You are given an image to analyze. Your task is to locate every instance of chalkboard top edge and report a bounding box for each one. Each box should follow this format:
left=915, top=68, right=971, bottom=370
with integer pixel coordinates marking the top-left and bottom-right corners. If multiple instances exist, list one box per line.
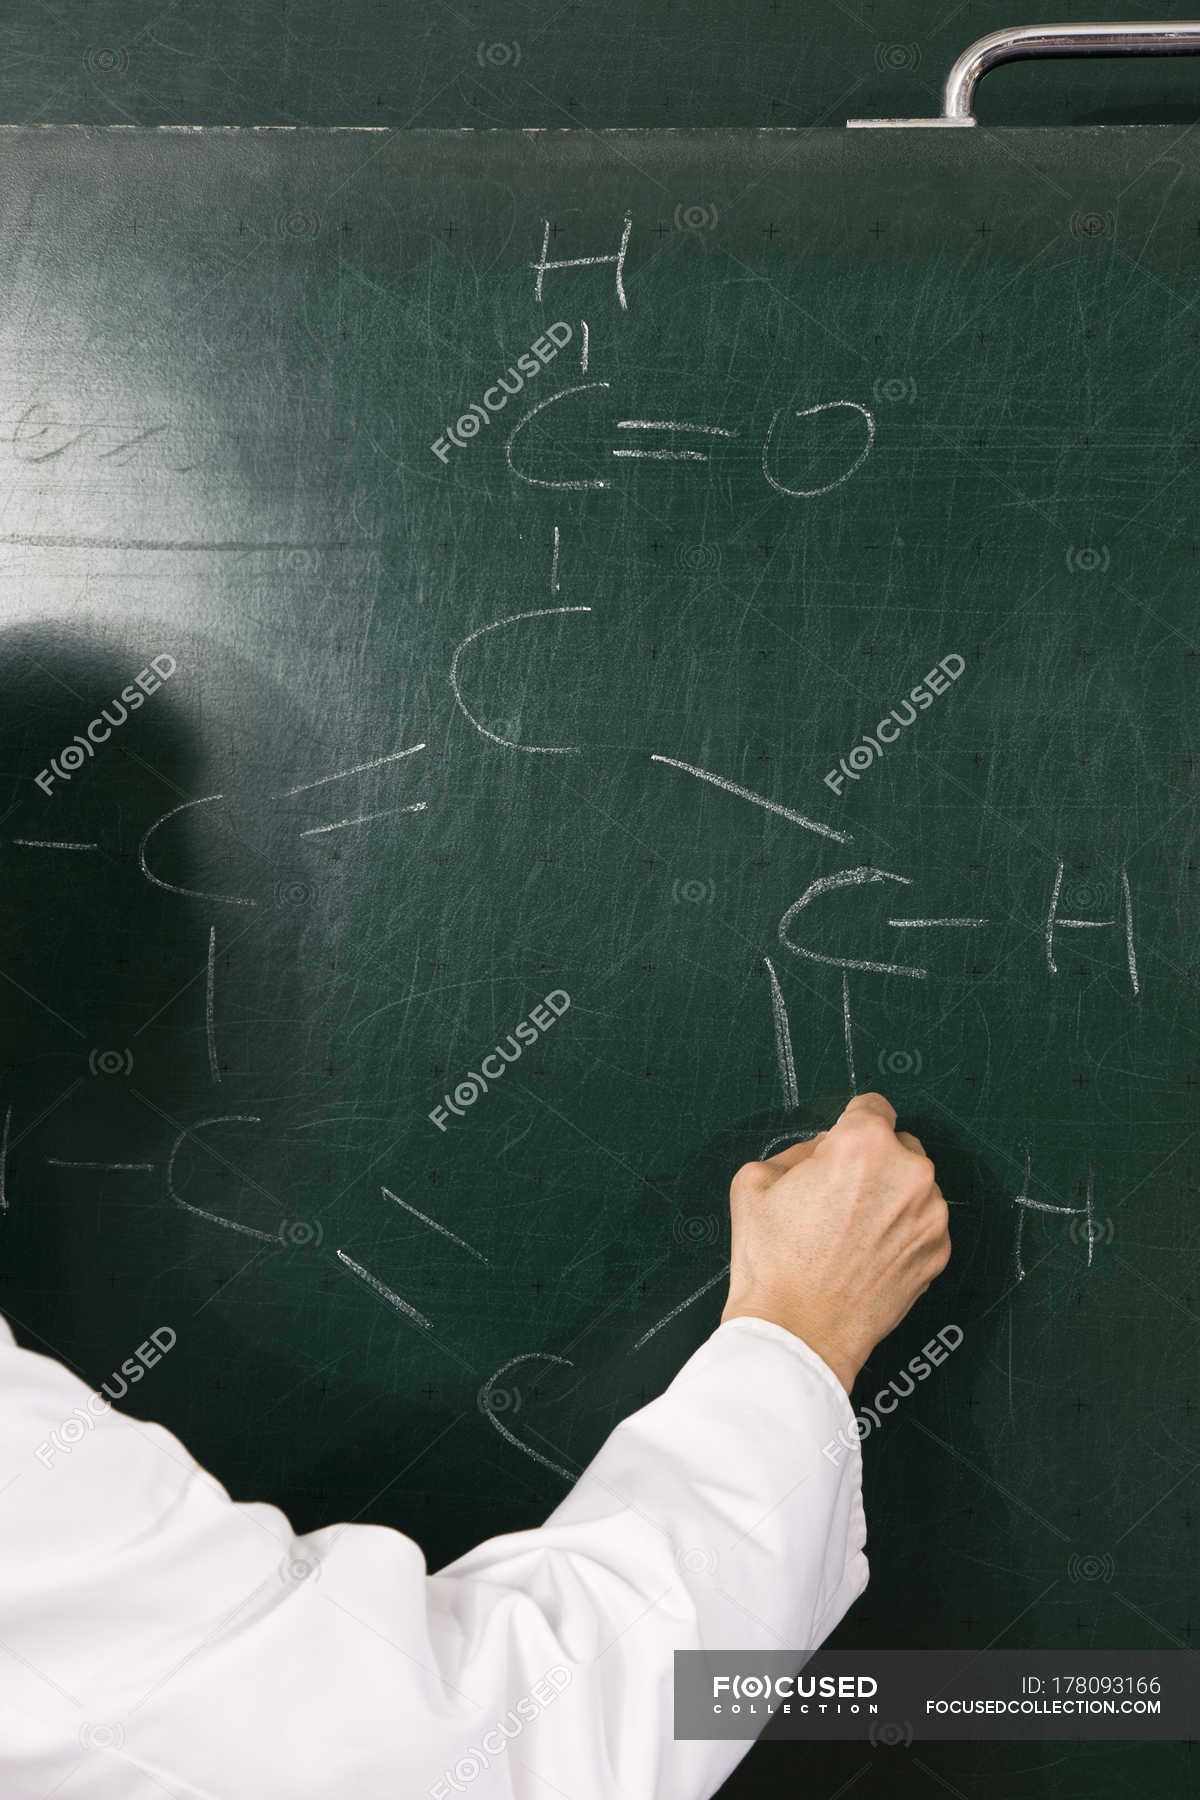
left=0, top=122, right=1187, bottom=136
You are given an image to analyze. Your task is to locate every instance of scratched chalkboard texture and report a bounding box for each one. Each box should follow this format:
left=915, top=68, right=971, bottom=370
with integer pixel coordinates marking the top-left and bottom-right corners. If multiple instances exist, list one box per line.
left=0, top=126, right=1195, bottom=1799
left=5, top=1, right=1200, bottom=128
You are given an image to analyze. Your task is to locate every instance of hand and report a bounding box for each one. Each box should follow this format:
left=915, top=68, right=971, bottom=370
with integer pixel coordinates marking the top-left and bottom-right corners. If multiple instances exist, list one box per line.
left=721, top=1092, right=950, bottom=1394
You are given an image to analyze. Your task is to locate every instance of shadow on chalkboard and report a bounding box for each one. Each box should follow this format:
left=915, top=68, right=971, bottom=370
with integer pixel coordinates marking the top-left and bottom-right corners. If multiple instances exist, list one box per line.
left=0, top=616, right=402, bottom=1523
left=0, top=617, right=205, bottom=1444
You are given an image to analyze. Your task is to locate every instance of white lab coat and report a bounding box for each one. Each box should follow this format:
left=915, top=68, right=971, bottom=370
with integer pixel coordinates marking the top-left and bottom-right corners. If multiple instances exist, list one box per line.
left=0, top=1309, right=867, bottom=1799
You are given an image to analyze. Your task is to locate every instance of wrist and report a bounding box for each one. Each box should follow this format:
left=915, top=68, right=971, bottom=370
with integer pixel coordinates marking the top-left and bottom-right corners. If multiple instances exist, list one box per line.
left=720, top=1295, right=863, bottom=1395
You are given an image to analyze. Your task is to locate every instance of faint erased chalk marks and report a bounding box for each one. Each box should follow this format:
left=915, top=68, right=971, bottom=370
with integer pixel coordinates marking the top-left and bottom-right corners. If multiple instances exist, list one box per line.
left=336, top=1249, right=432, bottom=1329
left=0, top=533, right=339, bottom=553
left=909, top=1416, right=1071, bottom=1544
left=450, top=607, right=592, bottom=752
left=650, top=755, right=852, bottom=845
left=479, top=1352, right=576, bottom=1480
left=632, top=1265, right=730, bottom=1351
left=382, top=1185, right=489, bottom=1264
left=0, top=529, right=341, bottom=550
left=140, top=795, right=256, bottom=908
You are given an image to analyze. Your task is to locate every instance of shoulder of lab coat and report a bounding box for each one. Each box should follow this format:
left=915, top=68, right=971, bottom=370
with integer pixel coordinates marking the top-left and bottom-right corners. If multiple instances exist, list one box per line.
left=0, top=1308, right=866, bottom=1800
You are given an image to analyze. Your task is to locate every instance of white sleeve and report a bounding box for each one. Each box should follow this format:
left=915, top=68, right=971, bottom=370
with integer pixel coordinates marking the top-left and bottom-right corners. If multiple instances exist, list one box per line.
left=0, top=1308, right=866, bottom=1800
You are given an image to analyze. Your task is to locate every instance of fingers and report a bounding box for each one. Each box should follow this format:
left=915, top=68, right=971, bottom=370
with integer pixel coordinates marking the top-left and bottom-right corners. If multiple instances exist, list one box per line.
left=731, top=1133, right=824, bottom=1198
left=834, top=1091, right=897, bottom=1131
left=760, top=1131, right=826, bottom=1171
left=896, top=1130, right=927, bottom=1157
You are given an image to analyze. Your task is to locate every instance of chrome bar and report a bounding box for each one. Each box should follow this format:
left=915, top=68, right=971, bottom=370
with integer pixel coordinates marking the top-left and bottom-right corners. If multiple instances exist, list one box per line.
left=848, top=19, right=1200, bottom=128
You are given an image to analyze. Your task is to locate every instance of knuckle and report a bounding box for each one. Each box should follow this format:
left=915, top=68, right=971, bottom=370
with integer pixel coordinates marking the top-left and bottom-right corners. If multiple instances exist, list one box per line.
left=840, top=1112, right=892, bottom=1147
left=855, top=1090, right=893, bottom=1110
left=731, top=1159, right=770, bottom=1197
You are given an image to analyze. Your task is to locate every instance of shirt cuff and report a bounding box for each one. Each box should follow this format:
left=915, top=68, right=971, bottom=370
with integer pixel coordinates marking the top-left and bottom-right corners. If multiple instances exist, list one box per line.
left=688, top=1313, right=869, bottom=1641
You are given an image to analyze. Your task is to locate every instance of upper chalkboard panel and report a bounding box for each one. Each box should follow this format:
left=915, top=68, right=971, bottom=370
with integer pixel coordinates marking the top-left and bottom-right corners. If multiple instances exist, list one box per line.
left=0, top=124, right=1195, bottom=1798
left=5, top=4, right=1200, bottom=128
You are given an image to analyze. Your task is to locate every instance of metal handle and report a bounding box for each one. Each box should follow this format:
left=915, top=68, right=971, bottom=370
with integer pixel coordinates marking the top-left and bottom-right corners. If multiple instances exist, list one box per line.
left=848, top=19, right=1200, bottom=128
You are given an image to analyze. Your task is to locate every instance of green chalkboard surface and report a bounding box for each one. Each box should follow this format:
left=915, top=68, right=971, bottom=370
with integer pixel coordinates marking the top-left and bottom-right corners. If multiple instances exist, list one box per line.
left=0, top=125, right=1195, bottom=1797
left=6, top=1, right=1200, bottom=130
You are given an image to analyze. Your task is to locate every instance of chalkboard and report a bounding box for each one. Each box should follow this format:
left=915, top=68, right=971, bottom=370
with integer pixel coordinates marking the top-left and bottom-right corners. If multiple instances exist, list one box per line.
left=0, top=125, right=1194, bottom=1799
left=5, top=3, right=1200, bottom=131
